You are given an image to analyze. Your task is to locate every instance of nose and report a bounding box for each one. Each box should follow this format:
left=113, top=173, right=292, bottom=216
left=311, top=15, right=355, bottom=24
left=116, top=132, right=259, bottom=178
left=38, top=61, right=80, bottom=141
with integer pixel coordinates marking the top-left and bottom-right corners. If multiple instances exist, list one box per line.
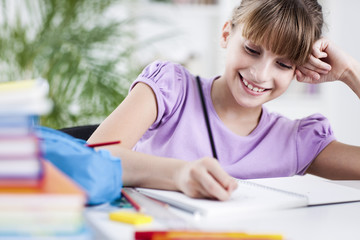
left=250, top=59, right=272, bottom=84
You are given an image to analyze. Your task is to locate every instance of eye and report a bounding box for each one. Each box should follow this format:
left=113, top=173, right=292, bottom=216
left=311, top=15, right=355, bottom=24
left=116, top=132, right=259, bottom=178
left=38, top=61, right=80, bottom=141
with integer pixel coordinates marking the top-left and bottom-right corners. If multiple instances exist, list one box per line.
left=277, top=61, right=293, bottom=70
left=245, top=46, right=260, bottom=55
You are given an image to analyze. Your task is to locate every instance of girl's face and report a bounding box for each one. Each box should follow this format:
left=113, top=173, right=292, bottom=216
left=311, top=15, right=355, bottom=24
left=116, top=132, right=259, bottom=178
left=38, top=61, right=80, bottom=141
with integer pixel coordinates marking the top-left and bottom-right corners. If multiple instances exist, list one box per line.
left=220, top=22, right=296, bottom=108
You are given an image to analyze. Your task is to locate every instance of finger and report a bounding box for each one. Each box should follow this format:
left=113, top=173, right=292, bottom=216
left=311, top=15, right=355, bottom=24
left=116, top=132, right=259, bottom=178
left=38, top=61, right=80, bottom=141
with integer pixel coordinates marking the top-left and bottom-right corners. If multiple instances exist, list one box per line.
left=296, top=69, right=315, bottom=84
left=304, top=55, right=331, bottom=74
left=188, top=182, right=206, bottom=199
left=227, top=178, right=238, bottom=192
left=185, top=172, right=213, bottom=199
left=206, top=161, right=237, bottom=191
left=195, top=170, right=232, bottom=201
left=295, top=68, right=303, bottom=80
left=296, top=66, right=320, bottom=82
left=204, top=160, right=238, bottom=199
left=221, top=176, right=238, bottom=194
left=197, top=184, right=215, bottom=199
left=189, top=186, right=209, bottom=199
left=295, top=69, right=303, bottom=81
left=312, top=45, right=328, bottom=59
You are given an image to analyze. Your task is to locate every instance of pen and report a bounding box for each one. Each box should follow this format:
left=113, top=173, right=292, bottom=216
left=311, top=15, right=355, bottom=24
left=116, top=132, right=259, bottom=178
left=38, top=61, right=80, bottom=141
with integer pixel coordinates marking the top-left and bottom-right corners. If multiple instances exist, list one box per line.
left=121, top=188, right=189, bottom=229
left=121, top=189, right=142, bottom=212
left=85, top=140, right=121, bottom=148
left=137, top=189, right=204, bottom=216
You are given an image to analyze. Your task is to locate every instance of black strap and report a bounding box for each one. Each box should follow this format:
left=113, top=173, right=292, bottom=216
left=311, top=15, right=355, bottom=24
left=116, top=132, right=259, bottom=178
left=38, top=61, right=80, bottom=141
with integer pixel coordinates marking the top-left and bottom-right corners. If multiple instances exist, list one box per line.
left=196, top=76, right=218, bottom=160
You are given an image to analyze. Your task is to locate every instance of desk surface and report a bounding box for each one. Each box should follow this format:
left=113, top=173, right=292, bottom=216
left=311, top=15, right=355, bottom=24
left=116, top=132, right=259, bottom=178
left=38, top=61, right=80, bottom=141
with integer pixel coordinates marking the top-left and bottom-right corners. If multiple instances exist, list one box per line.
left=85, top=180, right=360, bottom=240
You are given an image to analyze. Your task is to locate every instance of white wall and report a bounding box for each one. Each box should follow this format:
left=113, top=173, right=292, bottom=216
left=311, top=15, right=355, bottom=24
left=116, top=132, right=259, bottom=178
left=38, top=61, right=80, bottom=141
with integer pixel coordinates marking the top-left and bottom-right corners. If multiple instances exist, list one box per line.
left=132, top=2, right=222, bottom=78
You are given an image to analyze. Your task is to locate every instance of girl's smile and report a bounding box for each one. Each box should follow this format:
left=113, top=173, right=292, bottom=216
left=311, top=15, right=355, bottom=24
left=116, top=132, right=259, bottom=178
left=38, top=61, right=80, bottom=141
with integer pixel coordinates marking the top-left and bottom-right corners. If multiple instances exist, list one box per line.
left=239, top=72, right=270, bottom=96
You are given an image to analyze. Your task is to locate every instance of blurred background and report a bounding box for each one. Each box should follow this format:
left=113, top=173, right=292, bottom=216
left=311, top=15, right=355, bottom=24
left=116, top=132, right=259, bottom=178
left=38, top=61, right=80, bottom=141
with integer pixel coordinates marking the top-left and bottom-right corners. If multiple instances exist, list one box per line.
left=1, top=0, right=359, bottom=145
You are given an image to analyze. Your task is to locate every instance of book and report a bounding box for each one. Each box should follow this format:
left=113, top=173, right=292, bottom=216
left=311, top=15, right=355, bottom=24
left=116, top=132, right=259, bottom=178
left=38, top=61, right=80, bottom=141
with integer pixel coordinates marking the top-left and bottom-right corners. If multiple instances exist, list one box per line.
left=136, top=179, right=309, bottom=217
left=0, top=135, right=43, bottom=186
left=0, top=158, right=43, bottom=178
left=0, top=160, right=86, bottom=209
left=0, top=115, right=36, bottom=136
left=0, top=160, right=87, bottom=236
left=0, top=79, right=40, bottom=92
left=0, top=78, right=52, bottom=115
left=0, top=177, right=42, bottom=188
left=0, top=135, right=40, bottom=157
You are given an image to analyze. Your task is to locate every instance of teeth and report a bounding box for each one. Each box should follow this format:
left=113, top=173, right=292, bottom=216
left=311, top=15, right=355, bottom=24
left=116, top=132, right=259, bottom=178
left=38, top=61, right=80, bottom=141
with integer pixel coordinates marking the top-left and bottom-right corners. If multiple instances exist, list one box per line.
left=241, top=77, right=265, bottom=93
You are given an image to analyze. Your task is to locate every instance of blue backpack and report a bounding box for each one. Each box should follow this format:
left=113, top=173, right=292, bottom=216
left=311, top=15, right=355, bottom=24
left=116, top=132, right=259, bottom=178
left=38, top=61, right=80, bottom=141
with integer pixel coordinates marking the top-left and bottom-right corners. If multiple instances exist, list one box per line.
left=35, top=126, right=122, bottom=205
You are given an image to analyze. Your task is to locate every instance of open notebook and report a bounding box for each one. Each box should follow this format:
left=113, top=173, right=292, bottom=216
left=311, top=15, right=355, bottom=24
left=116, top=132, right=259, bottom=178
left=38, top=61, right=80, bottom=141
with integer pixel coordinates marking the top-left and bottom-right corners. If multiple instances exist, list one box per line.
left=136, top=175, right=360, bottom=217
left=249, top=174, right=360, bottom=206
left=137, top=179, right=308, bottom=217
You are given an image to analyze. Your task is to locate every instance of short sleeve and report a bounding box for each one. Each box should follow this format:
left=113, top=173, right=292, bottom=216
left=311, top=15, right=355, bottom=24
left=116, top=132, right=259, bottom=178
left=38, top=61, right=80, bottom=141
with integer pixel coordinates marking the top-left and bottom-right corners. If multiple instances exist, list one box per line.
left=130, top=61, right=187, bottom=129
left=296, top=113, right=336, bottom=175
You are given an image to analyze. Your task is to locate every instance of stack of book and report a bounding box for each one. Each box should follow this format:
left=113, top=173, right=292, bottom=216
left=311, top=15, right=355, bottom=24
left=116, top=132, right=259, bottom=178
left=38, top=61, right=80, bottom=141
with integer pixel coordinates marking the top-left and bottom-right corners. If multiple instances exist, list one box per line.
left=0, top=160, right=89, bottom=238
left=0, top=79, right=90, bottom=239
left=0, top=79, right=51, bottom=189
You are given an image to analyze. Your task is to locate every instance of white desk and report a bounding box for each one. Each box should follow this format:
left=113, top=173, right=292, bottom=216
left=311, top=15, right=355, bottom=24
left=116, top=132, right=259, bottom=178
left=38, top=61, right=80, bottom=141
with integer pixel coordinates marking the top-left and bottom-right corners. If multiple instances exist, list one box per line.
left=85, top=180, right=360, bottom=240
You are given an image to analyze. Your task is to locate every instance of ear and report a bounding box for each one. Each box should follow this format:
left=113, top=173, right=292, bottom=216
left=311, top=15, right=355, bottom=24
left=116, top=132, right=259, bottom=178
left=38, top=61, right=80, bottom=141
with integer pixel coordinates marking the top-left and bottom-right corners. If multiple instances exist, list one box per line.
left=220, top=21, right=232, bottom=48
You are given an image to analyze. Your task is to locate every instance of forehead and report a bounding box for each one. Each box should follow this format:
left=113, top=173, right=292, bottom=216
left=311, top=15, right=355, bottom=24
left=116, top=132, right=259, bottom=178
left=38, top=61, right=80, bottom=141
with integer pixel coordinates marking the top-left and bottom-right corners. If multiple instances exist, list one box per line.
left=232, top=24, right=295, bottom=61
left=247, top=27, right=306, bottom=65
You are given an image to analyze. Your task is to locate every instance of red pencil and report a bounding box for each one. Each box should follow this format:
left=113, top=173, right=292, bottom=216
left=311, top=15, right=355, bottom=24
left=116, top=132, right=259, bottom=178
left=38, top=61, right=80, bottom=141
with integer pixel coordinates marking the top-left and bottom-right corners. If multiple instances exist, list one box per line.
left=121, top=189, right=142, bottom=212
left=85, top=140, right=121, bottom=148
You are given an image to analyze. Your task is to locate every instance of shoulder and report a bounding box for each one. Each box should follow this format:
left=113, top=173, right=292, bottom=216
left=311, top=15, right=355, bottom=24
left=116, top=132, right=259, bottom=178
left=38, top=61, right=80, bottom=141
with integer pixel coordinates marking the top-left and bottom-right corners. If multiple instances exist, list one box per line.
left=297, top=113, right=333, bottom=136
left=261, top=108, right=332, bottom=133
left=131, top=61, right=195, bottom=127
left=131, top=60, right=194, bottom=99
left=258, top=109, right=335, bottom=144
left=295, top=113, right=336, bottom=174
left=261, top=109, right=336, bottom=174
left=135, top=60, right=191, bottom=85
left=259, top=108, right=296, bottom=132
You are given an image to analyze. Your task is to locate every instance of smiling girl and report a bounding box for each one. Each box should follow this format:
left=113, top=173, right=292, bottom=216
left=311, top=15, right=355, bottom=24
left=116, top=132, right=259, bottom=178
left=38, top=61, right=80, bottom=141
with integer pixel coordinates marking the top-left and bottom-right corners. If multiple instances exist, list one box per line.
left=88, top=0, right=360, bottom=200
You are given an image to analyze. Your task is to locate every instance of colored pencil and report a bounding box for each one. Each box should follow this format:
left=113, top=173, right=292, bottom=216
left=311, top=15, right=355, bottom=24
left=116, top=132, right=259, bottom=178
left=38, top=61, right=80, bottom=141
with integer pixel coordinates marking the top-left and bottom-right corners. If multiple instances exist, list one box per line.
left=121, top=189, right=142, bottom=212
left=85, top=140, right=121, bottom=148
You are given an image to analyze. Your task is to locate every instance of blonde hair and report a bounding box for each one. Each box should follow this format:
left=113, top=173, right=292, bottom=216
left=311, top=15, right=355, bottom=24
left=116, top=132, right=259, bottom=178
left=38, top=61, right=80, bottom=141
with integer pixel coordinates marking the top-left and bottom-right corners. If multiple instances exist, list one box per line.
left=231, top=0, right=323, bottom=65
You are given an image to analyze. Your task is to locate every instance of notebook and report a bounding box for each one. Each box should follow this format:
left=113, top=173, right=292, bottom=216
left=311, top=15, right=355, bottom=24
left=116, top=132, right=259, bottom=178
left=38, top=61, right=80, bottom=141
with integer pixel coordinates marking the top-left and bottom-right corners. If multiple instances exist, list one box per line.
left=249, top=174, right=360, bottom=206
left=136, top=175, right=360, bottom=217
left=137, top=179, right=309, bottom=217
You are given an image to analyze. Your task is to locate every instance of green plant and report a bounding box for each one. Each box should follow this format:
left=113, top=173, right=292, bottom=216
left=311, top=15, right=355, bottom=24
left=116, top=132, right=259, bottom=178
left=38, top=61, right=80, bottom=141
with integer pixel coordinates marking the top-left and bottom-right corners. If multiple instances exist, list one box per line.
left=0, top=0, right=143, bottom=128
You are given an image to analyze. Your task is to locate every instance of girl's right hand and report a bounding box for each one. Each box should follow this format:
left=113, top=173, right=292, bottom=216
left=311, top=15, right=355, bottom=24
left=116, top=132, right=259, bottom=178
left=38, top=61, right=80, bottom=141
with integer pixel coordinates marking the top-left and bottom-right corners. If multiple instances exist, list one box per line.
left=174, top=157, right=238, bottom=201
left=296, top=38, right=352, bottom=84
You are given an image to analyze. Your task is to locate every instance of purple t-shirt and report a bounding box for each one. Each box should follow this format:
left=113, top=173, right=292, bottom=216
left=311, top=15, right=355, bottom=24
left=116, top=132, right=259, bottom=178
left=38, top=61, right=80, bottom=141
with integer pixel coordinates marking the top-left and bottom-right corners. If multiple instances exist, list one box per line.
left=131, top=61, right=336, bottom=179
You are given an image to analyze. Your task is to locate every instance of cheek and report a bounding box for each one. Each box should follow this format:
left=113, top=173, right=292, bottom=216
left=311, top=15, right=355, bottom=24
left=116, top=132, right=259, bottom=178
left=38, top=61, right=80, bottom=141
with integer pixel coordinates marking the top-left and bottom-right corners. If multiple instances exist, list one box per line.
left=226, top=44, right=248, bottom=66
left=275, top=74, right=295, bottom=93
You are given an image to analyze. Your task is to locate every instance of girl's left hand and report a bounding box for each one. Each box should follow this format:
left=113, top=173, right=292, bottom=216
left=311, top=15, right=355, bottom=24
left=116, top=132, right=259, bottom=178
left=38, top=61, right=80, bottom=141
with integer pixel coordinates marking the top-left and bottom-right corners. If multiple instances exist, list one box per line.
left=296, top=38, right=350, bottom=84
